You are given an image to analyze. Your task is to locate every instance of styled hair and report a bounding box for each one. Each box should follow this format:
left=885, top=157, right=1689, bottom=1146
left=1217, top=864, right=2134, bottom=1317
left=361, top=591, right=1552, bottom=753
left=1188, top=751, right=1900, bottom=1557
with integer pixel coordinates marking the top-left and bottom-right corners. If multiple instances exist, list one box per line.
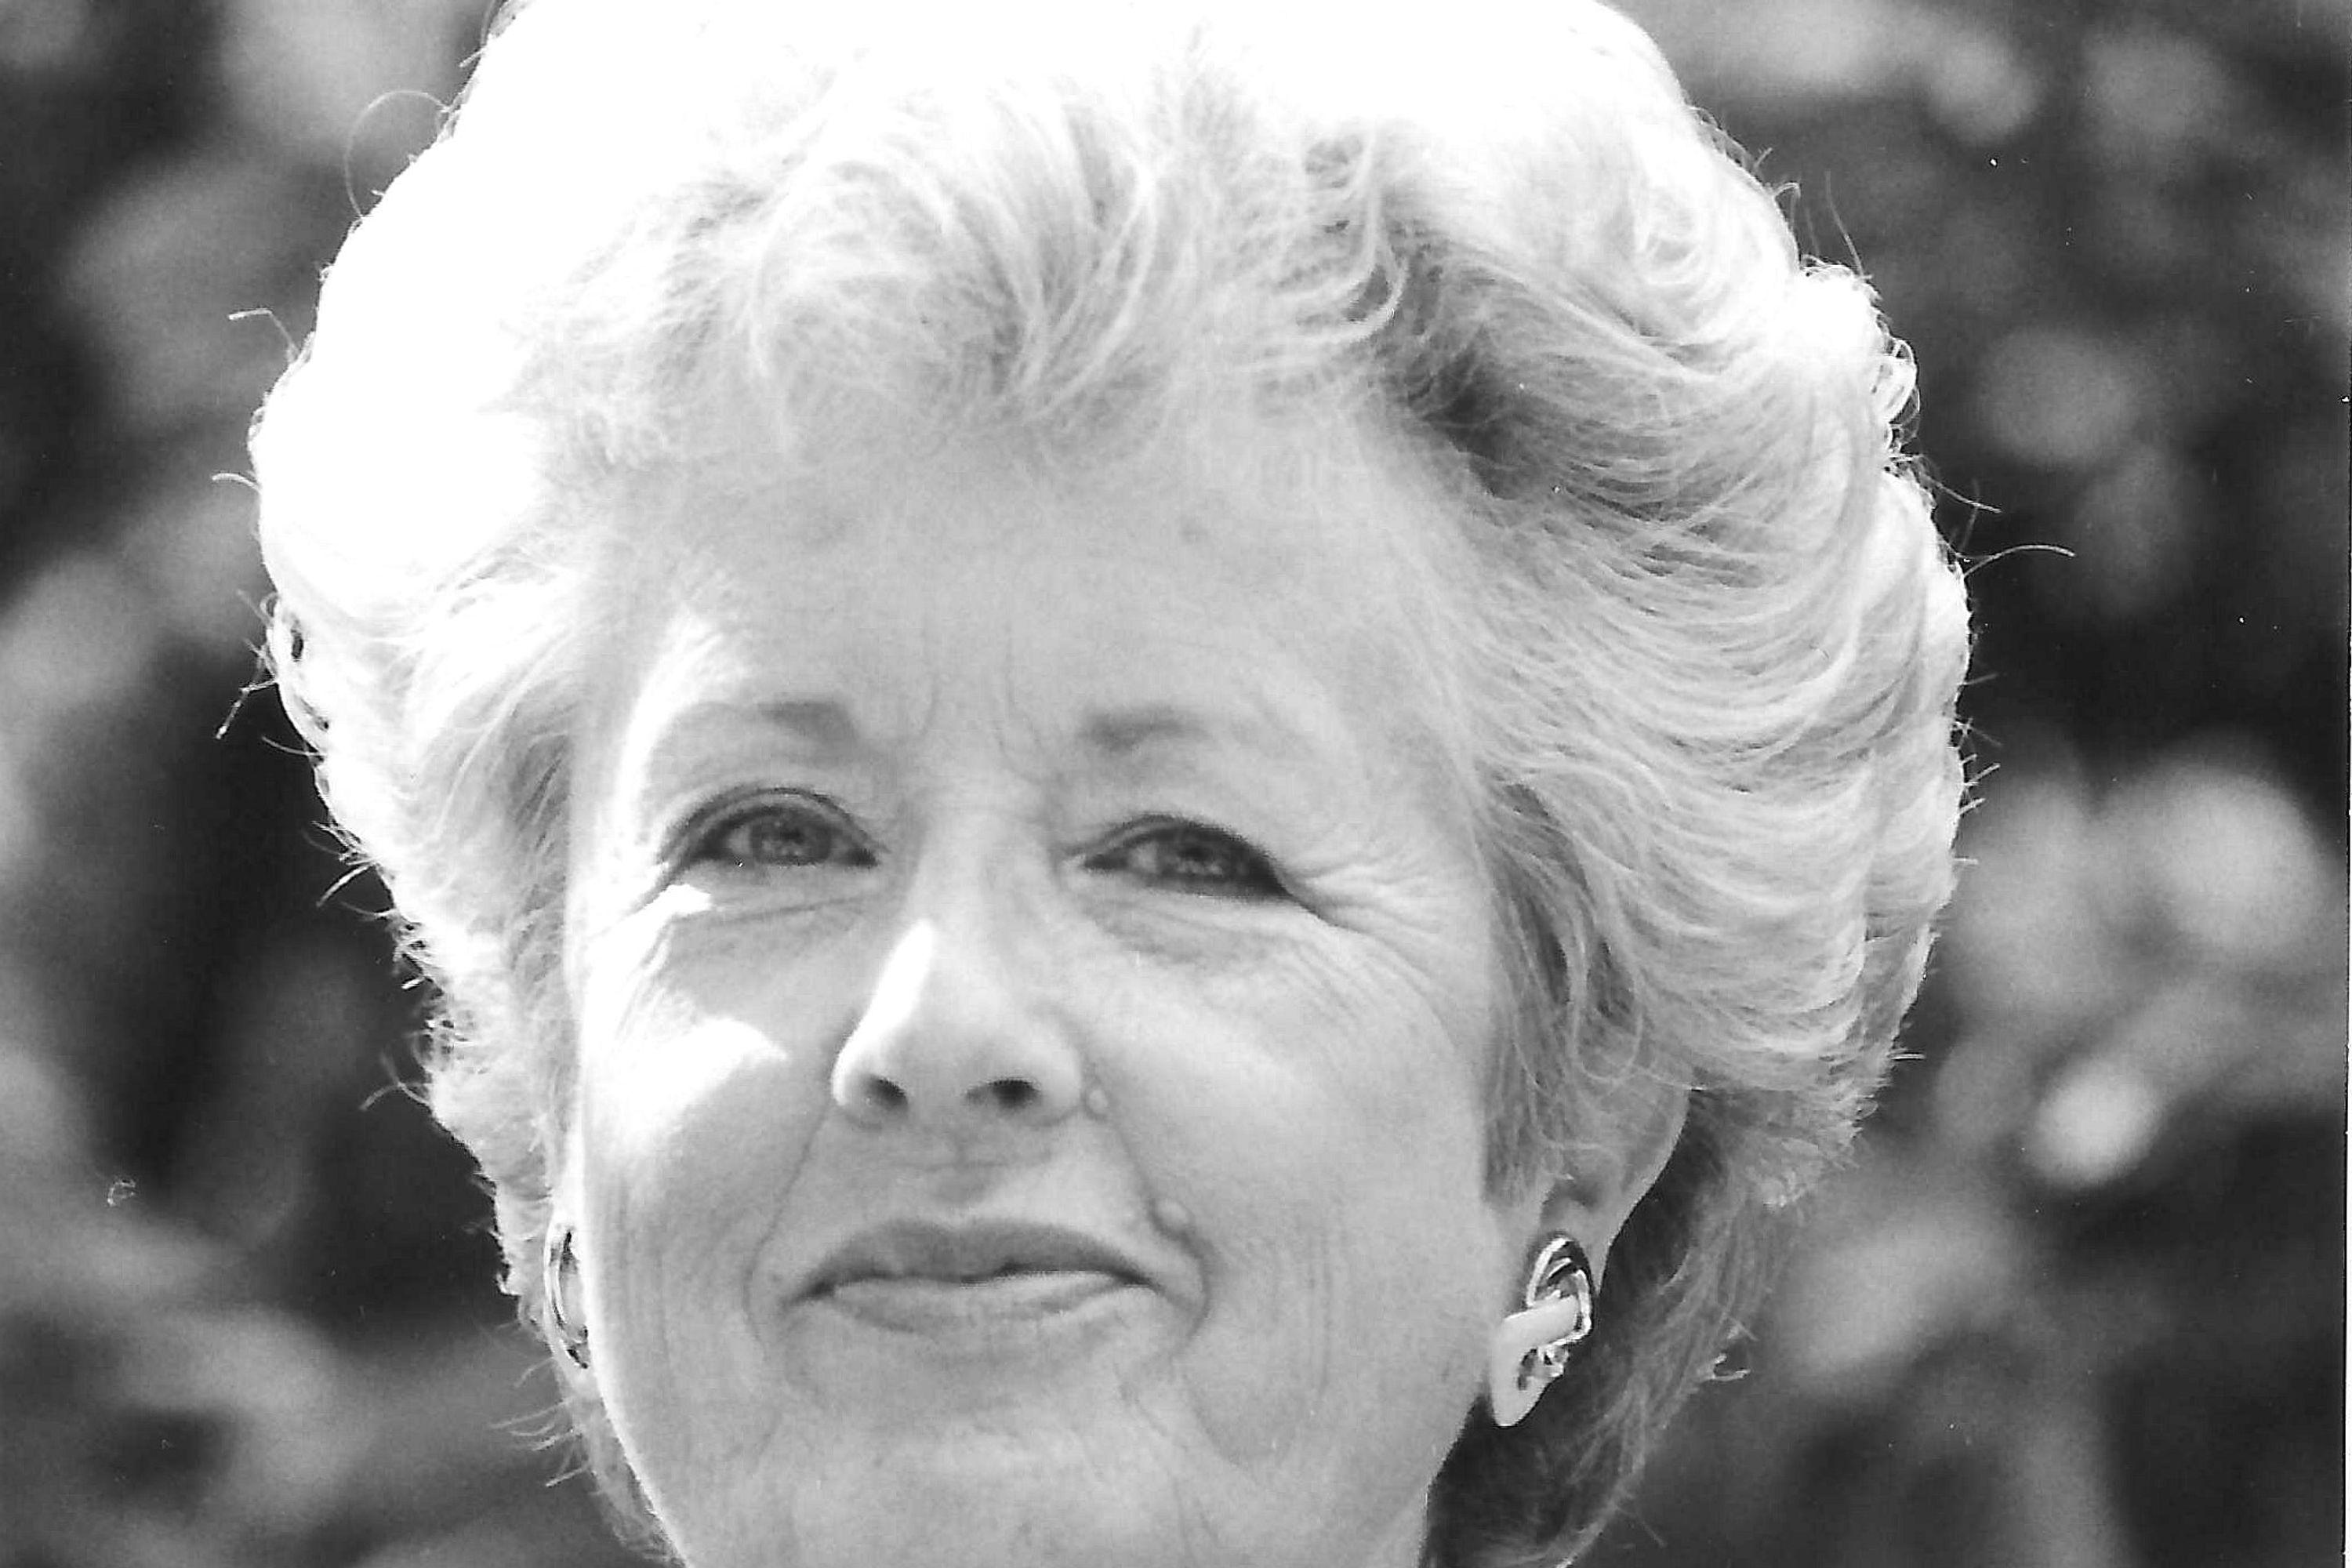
left=251, top=2, right=1969, bottom=1563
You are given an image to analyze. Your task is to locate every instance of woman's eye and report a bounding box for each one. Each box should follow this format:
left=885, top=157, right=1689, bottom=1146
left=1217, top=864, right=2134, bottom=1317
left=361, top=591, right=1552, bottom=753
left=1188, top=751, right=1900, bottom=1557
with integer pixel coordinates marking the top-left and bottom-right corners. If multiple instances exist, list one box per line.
left=686, top=795, right=875, bottom=873
left=1088, top=821, right=1286, bottom=900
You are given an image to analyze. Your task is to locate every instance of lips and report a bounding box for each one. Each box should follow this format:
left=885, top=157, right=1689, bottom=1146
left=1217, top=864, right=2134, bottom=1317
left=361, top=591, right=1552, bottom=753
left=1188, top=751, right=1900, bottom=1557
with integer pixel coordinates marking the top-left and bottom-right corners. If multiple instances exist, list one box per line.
left=808, top=1218, right=1149, bottom=1298
left=786, top=1217, right=1173, bottom=1354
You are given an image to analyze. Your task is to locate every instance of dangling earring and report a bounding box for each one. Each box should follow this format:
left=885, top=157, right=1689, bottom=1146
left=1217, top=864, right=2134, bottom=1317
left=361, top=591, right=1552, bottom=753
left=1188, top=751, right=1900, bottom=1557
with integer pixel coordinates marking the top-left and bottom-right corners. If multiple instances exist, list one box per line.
left=546, top=1226, right=591, bottom=1370
left=1486, top=1232, right=1595, bottom=1428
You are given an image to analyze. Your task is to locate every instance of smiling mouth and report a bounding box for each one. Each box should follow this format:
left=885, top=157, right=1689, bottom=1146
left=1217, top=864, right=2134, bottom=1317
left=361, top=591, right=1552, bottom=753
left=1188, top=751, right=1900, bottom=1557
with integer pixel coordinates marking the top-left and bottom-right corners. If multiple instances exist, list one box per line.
left=819, top=1268, right=1138, bottom=1334
left=819, top=1260, right=1109, bottom=1290
left=805, top=1221, right=1151, bottom=1335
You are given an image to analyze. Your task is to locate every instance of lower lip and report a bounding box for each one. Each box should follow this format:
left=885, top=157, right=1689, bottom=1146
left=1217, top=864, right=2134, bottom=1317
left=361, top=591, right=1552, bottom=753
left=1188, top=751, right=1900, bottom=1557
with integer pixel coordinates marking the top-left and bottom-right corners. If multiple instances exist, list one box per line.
left=818, top=1270, right=1137, bottom=1336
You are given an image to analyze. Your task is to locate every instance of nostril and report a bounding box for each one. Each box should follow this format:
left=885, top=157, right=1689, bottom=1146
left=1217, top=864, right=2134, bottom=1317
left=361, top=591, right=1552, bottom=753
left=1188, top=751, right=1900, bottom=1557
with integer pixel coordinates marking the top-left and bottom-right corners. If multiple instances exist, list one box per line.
left=977, top=1078, right=1039, bottom=1113
left=862, top=1078, right=909, bottom=1113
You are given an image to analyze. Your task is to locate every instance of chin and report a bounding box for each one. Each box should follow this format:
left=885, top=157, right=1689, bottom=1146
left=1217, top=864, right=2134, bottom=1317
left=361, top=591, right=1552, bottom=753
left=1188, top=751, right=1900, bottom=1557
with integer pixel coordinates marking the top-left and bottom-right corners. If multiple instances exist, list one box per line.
left=686, top=1459, right=1188, bottom=1568
left=668, top=1430, right=1434, bottom=1568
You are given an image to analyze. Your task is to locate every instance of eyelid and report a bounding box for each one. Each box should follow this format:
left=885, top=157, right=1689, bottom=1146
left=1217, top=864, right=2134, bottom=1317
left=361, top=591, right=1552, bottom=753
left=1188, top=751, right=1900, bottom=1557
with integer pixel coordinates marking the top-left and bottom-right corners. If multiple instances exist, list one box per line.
left=1089, top=815, right=1290, bottom=898
left=667, top=786, right=870, bottom=869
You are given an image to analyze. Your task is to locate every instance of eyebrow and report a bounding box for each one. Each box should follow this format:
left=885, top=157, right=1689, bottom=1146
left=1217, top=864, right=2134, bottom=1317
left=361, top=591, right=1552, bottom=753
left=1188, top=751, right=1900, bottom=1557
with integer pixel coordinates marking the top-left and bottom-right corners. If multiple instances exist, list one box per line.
left=743, top=697, right=861, bottom=753
left=640, top=697, right=866, bottom=775
left=1076, top=700, right=1315, bottom=766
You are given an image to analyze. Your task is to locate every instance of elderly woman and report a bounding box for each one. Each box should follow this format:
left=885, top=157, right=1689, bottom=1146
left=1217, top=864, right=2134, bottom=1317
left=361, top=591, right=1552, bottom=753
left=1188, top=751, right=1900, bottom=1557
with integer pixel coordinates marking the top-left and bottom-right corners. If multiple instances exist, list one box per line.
left=249, top=1, right=1968, bottom=1564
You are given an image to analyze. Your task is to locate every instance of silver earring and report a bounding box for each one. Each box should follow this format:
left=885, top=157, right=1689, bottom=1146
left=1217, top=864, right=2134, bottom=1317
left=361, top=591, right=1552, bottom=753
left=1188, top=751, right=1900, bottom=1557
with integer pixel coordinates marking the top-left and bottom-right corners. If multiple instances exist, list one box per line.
left=1515, top=1233, right=1595, bottom=1387
left=1486, top=1232, right=1595, bottom=1428
left=546, top=1227, right=590, bottom=1370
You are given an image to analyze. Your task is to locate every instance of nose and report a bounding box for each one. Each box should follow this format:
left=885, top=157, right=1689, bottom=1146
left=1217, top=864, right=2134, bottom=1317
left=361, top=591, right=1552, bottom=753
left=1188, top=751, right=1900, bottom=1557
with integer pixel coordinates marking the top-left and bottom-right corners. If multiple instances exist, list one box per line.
left=829, top=916, right=1085, bottom=1134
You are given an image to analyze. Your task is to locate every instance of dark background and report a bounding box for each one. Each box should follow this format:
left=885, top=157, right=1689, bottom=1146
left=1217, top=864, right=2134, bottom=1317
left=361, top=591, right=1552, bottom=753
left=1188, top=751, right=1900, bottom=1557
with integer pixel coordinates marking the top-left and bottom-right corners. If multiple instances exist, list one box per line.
left=2, top=2, right=2342, bottom=1564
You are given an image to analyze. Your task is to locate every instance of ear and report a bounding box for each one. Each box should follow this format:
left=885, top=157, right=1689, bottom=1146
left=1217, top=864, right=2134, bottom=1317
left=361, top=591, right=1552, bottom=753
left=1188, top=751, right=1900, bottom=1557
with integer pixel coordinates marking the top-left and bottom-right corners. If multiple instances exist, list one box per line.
left=1534, top=1070, right=1688, bottom=1284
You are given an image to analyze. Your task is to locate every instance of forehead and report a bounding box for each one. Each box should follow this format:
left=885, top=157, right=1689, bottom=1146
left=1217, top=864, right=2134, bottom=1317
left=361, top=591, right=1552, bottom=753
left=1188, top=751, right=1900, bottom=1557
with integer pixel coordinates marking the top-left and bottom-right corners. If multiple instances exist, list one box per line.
left=583, top=387, right=1479, bottom=785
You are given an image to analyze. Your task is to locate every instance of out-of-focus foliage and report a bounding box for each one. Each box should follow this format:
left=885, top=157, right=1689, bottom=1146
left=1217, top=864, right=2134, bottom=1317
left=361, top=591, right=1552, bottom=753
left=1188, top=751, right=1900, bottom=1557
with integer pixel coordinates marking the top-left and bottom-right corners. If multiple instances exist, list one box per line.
left=0, top=2, right=2339, bottom=1565
left=1600, top=4, right=2347, bottom=1565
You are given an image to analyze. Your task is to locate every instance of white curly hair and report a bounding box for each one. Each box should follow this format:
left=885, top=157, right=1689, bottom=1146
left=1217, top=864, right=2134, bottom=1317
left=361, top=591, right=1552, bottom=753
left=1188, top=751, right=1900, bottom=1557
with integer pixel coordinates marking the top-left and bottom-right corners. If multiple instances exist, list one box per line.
left=249, top=2, right=1970, bottom=1561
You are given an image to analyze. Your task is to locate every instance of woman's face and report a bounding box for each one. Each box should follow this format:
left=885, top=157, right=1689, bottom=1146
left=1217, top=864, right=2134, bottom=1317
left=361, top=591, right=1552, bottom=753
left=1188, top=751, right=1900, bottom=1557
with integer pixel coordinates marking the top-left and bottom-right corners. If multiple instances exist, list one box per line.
left=562, top=393, right=1539, bottom=1568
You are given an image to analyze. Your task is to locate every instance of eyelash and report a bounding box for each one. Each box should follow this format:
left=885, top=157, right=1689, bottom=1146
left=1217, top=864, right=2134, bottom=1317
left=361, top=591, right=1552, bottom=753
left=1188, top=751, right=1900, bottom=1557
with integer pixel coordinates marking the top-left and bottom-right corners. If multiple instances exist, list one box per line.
left=1084, top=818, right=1288, bottom=902
left=681, top=792, right=876, bottom=873
left=676, top=799, right=1285, bottom=902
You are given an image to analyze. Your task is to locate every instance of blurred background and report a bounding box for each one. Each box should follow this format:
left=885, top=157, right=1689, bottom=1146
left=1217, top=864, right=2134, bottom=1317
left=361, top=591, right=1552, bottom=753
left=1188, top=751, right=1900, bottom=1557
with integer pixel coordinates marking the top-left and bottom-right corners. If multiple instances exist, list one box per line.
left=0, top=0, right=2341, bottom=1563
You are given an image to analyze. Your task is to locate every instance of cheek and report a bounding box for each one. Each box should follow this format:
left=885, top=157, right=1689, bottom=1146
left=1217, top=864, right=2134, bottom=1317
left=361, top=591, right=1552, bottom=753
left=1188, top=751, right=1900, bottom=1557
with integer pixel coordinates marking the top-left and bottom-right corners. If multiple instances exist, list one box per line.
left=572, top=958, right=833, bottom=1473
left=575, top=907, right=848, bottom=1164
left=1098, top=947, right=1504, bottom=1465
left=576, top=938, right=835, bottom=1203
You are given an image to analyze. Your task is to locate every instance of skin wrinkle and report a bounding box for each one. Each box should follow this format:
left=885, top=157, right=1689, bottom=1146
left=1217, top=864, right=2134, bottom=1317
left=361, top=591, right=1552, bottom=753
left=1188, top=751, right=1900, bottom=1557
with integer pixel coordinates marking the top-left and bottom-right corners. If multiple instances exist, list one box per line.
left=553, top=381, right=1621, bottom=1568
left=251, top=9, right=1969, bottom=1562
left=567, top=847, right=832, bottom=1450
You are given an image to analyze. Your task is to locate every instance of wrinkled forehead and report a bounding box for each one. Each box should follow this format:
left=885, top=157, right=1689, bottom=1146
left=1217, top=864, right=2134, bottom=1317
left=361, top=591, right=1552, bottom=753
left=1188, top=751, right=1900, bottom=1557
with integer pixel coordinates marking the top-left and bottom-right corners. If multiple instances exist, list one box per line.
left=615, top=356, right=1465, bottom=579
left=572, top=368, right=1493, bottom=804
